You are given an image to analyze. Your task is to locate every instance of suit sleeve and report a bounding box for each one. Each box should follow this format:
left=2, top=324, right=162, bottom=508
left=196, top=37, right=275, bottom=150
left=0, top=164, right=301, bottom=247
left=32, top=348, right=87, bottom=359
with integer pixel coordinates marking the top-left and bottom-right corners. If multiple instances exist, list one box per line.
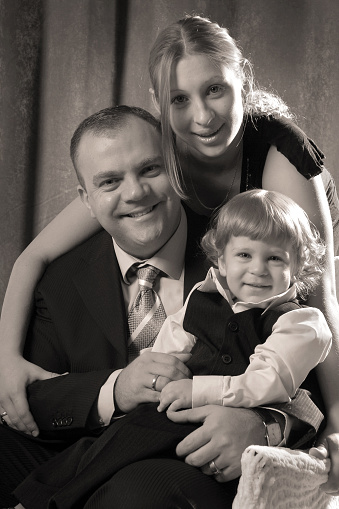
left=24, top=287, right=116, bottom=438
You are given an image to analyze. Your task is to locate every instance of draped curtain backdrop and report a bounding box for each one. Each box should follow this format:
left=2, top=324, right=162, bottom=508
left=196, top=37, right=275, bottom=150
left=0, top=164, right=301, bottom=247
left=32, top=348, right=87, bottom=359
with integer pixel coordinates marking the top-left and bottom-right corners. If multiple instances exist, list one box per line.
left=1, top=0, right=339, bottom=308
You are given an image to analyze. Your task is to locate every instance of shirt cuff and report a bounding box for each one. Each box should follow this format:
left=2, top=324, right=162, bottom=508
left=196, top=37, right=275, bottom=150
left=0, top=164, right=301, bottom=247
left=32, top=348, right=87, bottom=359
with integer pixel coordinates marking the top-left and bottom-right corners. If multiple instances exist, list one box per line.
left=192, top=376, right=223, bottom=407
left=98, top=369, right=123, bottom=425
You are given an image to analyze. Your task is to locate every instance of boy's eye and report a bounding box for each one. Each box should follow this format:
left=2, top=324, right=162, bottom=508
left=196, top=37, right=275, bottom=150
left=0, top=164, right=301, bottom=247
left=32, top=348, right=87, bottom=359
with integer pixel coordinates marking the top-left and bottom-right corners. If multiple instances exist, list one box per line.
left=208, top=85, right=223, bottom=94
left=269, top=256, right=282, bottom=262
left=238, top=252, right=250, bottom=258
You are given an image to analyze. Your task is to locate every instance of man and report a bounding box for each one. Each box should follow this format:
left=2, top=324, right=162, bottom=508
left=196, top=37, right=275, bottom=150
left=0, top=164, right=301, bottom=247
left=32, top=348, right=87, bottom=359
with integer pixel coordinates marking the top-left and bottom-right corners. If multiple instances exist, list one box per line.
left=0, top=106, right=324, bottom=508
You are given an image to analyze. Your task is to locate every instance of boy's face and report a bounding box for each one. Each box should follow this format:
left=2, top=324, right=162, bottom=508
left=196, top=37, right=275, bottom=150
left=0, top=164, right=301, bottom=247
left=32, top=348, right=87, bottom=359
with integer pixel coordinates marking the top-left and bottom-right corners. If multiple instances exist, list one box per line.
left=218, top=235, right=296, bottom=303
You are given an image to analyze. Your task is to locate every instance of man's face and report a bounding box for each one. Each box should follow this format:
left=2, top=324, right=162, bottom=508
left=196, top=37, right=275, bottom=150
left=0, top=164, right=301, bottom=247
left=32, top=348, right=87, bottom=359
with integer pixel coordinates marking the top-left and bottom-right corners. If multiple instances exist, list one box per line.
left=77, top=117, right=181, bottom=259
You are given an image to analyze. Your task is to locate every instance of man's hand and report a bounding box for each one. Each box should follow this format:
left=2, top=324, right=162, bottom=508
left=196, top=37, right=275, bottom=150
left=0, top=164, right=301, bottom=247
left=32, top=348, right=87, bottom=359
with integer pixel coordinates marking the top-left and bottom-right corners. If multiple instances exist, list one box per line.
left=114, top=351, right=191, bottom=413
left=310, top=432, right=339, bottom=495
left=168, top=405, right=266, bottom=482
left=0, top=355, right=62, bottom=436
left=157, top=379, right=192, bottom=412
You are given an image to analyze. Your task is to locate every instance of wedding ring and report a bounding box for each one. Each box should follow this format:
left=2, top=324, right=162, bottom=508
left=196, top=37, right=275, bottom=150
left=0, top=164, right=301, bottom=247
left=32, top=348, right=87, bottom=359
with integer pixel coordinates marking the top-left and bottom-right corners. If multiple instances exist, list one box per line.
left=151, top=374, right=160, bottom=391
left=209, top=460, right=222, bottom=476
left=0, top=411, right=7, bottom=425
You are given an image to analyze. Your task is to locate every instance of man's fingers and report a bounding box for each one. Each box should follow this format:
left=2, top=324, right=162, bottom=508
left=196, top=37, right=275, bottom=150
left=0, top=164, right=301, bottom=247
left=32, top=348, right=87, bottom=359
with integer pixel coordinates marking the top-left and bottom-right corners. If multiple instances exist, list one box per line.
left=175, top=422, right=211, bottom=458
left=167, top=400, right=184, bottom=412
left=167, top=406, right=209, bottom=424
left=147, top=352, right=191, bottom=378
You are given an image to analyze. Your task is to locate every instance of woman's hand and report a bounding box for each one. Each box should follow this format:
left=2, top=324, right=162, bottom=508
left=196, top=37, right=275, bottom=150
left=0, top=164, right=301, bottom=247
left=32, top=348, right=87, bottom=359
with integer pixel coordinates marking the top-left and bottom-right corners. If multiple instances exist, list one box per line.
left=310, top=432, right=339, bottom=495
left=0, top=355, right=62, bottom=436
left=168, top=405, right=266, bottom=482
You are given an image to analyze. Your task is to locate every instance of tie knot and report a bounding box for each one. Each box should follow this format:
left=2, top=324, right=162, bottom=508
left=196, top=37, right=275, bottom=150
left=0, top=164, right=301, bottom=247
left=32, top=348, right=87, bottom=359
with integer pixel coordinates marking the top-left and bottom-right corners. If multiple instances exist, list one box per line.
left=137, top=265, right=160, bottom=289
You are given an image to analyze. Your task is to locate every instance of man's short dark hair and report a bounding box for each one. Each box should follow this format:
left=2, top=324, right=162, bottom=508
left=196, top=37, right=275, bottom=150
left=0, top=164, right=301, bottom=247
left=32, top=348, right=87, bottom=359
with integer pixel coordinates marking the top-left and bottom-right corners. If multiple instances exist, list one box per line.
left=70, top=106, right=161, bottom=188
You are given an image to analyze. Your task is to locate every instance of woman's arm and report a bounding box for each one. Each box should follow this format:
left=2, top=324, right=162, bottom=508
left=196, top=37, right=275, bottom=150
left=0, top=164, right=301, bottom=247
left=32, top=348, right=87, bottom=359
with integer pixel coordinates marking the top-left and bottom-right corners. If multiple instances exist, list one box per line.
left=263, top=146, right=339, bottom=434
left=0, top=196, right=101, bottom=435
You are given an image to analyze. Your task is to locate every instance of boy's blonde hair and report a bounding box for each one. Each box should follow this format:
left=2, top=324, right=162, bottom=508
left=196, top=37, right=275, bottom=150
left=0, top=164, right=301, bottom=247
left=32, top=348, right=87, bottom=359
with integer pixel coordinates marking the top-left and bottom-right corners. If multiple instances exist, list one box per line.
left=201, top=189, right=326, bottom=299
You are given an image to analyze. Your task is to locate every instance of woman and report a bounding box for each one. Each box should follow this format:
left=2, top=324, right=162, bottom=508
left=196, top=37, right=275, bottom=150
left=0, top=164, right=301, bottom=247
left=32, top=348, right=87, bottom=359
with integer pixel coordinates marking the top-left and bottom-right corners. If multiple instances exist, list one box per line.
left=1, top=14, right=339, bottom=492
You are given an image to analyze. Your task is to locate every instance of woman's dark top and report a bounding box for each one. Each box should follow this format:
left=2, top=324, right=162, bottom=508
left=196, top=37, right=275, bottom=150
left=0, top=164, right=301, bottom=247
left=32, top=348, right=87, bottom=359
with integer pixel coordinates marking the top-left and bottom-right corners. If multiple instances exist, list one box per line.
left=241, top=114, right=339, bottom=254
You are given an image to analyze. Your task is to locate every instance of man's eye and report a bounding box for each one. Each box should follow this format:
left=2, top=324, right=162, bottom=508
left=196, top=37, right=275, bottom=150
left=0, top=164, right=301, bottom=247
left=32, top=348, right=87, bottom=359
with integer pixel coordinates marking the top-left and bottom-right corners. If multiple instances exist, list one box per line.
left=100, top=179, right=119, bottom=188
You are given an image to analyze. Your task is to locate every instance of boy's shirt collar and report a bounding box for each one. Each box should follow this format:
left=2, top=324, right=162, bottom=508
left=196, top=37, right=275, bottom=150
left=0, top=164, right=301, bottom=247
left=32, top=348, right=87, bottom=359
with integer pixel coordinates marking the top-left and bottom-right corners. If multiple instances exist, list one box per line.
left=199, top=267, right=298, bottom=314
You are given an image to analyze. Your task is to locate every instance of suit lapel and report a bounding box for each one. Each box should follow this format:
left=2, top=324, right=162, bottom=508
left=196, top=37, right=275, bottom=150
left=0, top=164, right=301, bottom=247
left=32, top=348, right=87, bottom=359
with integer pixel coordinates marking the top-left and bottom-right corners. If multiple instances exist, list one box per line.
left=73, top=231, right=128, bottom=363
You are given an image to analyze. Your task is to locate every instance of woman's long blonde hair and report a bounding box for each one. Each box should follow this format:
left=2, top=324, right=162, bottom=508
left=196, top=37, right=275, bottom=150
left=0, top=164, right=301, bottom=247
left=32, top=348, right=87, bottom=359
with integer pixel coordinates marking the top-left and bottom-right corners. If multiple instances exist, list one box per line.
left=149, top=15, right=293, bottom=199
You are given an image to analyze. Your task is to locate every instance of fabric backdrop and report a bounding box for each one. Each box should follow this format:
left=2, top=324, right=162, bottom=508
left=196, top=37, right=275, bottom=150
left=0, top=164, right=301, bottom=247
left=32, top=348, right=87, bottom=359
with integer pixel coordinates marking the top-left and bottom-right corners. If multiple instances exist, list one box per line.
left=1, top=0, right=339, bottom=308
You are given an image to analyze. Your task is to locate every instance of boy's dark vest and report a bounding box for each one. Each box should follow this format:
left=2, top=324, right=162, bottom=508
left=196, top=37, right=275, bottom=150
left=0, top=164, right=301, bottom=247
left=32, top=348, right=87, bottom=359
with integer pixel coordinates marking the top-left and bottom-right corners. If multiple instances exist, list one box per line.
left=184, top=289, right=324, bottom=414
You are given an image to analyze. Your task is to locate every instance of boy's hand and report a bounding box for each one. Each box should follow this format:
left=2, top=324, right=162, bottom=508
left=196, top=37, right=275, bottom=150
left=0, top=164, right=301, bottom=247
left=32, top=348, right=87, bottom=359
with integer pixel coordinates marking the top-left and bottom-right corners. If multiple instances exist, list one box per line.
left=158, top=379, right=193, bottom=412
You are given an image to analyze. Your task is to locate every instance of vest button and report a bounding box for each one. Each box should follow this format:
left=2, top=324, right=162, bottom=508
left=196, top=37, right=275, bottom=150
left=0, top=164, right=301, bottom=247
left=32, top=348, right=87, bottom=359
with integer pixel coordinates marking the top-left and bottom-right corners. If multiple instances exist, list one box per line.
left=222, top=354, right=232, bottom=364
left=228, top=321, right=239, bottom=332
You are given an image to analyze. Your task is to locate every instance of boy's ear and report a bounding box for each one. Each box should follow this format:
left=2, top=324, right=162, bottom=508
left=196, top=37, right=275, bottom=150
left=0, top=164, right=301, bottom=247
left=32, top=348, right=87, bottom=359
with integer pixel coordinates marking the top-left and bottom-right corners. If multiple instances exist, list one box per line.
left=149, top=88, right=160, bottom=114
left=77, top=185, right=96, bottom=219
left=218, top=255, right=227, bottom=277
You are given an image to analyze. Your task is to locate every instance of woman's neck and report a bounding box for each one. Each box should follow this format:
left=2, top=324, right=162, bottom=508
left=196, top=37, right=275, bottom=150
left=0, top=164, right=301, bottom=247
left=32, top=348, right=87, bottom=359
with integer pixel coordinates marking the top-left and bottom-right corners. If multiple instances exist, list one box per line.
left=179, top=140, right=243, bottom=215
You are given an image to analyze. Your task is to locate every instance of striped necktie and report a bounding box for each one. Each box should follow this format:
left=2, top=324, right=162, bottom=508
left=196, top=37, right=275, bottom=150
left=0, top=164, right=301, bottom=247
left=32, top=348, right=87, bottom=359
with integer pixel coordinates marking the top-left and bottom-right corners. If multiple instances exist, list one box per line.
left=127, top=265, right=167, bottom=362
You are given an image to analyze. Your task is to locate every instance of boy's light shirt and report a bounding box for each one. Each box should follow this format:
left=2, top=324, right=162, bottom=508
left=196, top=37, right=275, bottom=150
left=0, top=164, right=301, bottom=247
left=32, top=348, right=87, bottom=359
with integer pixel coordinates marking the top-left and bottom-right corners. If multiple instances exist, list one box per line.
left=97, top=206, right=187, bottom=426
left=152, top=267, right=332, bottom=444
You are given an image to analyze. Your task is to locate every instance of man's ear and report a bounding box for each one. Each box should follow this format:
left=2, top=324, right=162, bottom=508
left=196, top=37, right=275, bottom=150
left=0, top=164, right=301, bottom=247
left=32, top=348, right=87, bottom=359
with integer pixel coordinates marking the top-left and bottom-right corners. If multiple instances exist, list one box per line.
left=218, top=255, right=227, bottom=277
left=149, top=88, right=160, bottom=115
left=77, top=185, right=96, bottom=219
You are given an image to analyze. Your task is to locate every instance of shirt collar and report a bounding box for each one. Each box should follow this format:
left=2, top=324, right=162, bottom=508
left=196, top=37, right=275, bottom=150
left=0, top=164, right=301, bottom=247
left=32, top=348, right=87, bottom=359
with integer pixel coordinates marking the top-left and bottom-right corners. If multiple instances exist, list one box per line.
left=198, top=267, right=298, bottom=313
left=114, top=205, right=187, bottom=284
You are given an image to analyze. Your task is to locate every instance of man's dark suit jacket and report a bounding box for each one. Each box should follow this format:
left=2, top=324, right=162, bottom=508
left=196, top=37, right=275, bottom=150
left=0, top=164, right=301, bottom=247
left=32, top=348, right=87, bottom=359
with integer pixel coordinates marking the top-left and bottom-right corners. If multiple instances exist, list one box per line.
left=24, top=206, right=210, bottom=439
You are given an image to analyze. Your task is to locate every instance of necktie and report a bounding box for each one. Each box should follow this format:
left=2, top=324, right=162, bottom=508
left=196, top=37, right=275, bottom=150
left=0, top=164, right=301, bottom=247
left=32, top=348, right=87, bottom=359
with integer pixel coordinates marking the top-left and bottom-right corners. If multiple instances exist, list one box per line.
left=127, top=265, right=167, bottom=362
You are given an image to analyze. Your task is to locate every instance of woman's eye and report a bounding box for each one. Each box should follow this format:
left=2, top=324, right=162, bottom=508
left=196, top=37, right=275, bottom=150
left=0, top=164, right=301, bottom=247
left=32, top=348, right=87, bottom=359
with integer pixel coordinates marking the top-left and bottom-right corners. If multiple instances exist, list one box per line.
left=143, top=165, right=161, bottom=177
left=171, top=95, right=188, bottom=105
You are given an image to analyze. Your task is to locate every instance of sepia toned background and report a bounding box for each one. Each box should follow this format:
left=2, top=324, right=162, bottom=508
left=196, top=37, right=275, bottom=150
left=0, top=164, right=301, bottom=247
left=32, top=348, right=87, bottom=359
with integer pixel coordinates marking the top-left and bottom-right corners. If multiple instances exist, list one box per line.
left=1, top=0, right=339, bottom=308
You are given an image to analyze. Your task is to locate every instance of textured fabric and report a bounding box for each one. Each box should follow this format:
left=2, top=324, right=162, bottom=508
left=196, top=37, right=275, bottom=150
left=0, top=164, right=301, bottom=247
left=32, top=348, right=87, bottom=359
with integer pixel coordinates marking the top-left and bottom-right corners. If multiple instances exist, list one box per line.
left=127, top=265, right=167, bottom=361
left=233, top=445, right=339, bottom=509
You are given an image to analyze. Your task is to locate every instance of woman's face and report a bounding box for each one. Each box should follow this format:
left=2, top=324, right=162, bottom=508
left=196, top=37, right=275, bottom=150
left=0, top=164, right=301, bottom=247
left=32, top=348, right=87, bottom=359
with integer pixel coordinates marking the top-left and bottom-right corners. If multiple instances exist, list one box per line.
left=169, top=53, right=244, bottom=161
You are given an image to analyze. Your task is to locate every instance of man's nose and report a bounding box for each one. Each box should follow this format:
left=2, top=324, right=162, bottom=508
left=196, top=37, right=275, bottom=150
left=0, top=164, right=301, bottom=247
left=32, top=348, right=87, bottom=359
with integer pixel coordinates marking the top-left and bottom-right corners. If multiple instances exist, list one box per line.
left=193, top=98, right=215, bottom=126
left=121, top=178, right=150, bottom=202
